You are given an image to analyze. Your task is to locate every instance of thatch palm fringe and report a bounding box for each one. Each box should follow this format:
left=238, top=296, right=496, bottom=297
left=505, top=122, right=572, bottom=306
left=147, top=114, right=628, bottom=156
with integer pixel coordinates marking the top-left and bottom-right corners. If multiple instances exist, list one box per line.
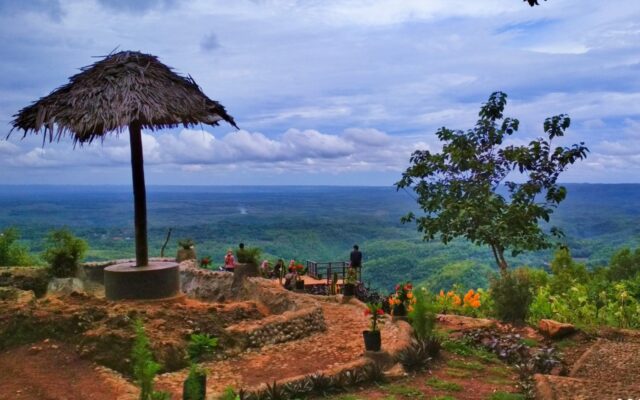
left=10, top=50, right=238, bottom=144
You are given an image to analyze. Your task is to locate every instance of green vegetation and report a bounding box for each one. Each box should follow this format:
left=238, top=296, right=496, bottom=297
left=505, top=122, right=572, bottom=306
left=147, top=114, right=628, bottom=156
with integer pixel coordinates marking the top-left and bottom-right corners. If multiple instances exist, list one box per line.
left=187, top=333, right=218, bottom=362
left=490, top=269, right=534, bottom=324
left=0, top=227, right=35, bottom=266
left=528, top=247, right=640, bottom=328
left=442, top=340, right=496, bottom=363
left=42, top=228, right=88, bottom=277
left=487, top=392, right=525, bottom=400
left=425, top=378, right=462, bottom=392
left=131, top=319, right=170, bottom=400
left=409, top=289, right=437, bottom=340
left=444, top=368, right=472, bottom=378
left=219, top=386, right=240, bottom=400
left=383, top=384, right=424, bottom=398
left=397, top=92, right=588, bottom=271
left=236, top=246, right=262, bottom=265
left=446, top=360, right=485, bottom=371
left=178, top=238, right=195, bottom=249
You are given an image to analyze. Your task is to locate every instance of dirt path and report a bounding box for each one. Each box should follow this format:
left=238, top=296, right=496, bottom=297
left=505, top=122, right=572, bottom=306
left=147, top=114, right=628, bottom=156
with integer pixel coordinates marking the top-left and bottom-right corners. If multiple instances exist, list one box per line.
left=155, top=300, right=407, bottom=396
left=0, top=341, right=137, bottom=400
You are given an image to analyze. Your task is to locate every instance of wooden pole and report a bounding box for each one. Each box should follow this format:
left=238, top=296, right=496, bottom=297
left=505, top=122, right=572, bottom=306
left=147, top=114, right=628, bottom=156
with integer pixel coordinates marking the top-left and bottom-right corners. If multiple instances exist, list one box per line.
left=129, top=122, right=149, bottom=267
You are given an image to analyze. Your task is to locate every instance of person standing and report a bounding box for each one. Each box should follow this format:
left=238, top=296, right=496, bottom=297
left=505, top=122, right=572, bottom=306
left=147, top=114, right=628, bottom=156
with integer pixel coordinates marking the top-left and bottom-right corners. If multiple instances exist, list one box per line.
left=350, top=245, right=362, bottom=268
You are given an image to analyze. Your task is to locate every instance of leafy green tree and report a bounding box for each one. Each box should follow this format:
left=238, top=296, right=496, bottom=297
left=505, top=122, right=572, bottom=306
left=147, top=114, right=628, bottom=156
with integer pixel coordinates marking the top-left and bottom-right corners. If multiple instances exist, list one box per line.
left=42, top=228, right=88, bottom=277
left=0, top=227, right=33, bottom=266
left=396, top=92, right=588, bottom=271
left=608, top=247, right=640, bottom=281
left=549, top=247, right=588, bottom=293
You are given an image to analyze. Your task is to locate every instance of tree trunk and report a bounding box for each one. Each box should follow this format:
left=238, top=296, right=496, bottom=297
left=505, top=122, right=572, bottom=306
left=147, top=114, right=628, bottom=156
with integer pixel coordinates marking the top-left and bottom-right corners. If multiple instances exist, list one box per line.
left=496, top=246, right=509, bottom=273
left=129, top=122, right=148, bottom=267
left=490, top=244, right=509, bottom=273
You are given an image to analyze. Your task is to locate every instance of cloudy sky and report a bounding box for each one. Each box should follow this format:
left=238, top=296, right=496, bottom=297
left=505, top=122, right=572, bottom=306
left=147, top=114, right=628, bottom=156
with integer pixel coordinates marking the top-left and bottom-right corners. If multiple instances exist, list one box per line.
left=1, top=0, right=639, bottom=185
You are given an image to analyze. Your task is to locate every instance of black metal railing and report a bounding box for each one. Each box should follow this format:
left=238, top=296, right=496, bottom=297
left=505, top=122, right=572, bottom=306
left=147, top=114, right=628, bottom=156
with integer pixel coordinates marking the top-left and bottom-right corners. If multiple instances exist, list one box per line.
left=306, top=260, right=361, bottom=285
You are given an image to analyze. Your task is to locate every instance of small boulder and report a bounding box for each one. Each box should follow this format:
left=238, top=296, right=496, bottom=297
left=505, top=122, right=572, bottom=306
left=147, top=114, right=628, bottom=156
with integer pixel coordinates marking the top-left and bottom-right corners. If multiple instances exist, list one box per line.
left=47, top=277, right=85, bottom=296
left=538, top=319, right=576, bottom=339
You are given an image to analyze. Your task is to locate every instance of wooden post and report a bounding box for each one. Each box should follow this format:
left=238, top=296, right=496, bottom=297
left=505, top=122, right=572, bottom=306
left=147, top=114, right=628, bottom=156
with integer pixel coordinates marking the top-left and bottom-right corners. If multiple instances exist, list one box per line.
left=129, top=122, right=149, bottom=267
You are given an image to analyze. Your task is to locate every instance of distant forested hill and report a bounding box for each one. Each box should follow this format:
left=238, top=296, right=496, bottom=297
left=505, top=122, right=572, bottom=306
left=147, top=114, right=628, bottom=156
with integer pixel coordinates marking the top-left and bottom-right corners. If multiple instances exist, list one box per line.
left=1, top=184, right=639, bottom=291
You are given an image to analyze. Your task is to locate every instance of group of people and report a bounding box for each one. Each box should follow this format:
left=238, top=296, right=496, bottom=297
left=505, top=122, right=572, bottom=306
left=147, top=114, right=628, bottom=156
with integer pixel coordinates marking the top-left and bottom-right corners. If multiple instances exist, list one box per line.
left=220, top=243, right=364, bottom=290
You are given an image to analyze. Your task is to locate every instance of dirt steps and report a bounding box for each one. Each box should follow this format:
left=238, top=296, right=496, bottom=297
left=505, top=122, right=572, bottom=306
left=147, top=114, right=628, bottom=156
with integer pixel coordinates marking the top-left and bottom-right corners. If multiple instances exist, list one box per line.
left=535, top=336, right=640, bottom=399
left=155, top=299, right=411, bottom=397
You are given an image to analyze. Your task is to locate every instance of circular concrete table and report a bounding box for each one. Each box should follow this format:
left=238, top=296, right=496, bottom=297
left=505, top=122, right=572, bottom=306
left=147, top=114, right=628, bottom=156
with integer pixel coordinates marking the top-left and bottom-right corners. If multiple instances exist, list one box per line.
left=104, top=261, right=180, bottom=300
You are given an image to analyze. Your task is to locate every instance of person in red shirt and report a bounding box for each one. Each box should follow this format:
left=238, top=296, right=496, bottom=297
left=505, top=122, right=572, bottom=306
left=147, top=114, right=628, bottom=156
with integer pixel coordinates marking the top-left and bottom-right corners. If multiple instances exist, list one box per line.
left=223, top=249, right=235, bottom=271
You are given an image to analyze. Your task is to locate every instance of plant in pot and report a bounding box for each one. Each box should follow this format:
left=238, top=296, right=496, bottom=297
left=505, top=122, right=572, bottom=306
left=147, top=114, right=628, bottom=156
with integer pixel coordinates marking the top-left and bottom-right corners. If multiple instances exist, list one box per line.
left=343, top=267, right=358, bottom=296
left=389, top=282, right=416, bottom=320
left=234, top=246, right=262, bottom=278
left=177, top=238, right=196, bottom=262
left=363, top=302, right=385, bottom=351
left=183, top=333, right=218, bottom=400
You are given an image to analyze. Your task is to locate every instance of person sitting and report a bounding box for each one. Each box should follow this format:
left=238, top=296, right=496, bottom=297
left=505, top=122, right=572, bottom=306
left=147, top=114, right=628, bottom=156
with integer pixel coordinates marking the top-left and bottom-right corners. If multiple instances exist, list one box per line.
left=259, top=260, right=271, bottom=277
left=273, top=259, right=285, bottom=280
left=283, top=266, right=296, bottom=290
left=223, top=249, right=236, bottom=272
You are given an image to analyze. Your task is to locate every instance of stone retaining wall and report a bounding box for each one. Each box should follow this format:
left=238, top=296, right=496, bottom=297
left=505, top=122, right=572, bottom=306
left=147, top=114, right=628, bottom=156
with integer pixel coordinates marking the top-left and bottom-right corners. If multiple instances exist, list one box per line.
left=226, top=306, right=326, bottom=348
left=179, top=262, right=327, bottom=348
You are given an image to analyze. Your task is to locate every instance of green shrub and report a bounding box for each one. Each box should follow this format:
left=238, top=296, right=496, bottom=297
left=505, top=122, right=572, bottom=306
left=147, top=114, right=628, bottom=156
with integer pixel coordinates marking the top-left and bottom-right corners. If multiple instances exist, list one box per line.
left=409, top=288, right=437, bottom=340
left=0, top=227, right=34, bottom=266
left=187, top=333, right=218, bottom=362
left=490, top=269, right=533, bottom=324
left=184, top=364, right=206, bottom=400
left=219, top=386, right=240, bottom=400
left=608, top=247, right=640, bottom=281
left=42, top=228, right=88, bottom=277
left=132, top=319, right=169, bottom=400
left=178, top=238, right=195, bottom=249
left=236, top=247, right=261, bottom=265
left=549, top=248, right=588, bottom=294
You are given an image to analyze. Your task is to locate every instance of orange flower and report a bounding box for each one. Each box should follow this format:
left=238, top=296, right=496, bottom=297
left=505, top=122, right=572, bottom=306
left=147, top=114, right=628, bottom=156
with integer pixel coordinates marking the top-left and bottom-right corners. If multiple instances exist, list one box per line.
left=439, top=290, right=445, bottom=298
left=452, top=294, right=462, bottom=306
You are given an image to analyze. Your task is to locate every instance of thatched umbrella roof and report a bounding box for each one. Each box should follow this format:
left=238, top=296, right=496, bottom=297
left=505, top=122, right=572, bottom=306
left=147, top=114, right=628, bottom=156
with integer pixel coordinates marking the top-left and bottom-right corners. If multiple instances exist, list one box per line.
left=10, top=50, right=238, bottom=143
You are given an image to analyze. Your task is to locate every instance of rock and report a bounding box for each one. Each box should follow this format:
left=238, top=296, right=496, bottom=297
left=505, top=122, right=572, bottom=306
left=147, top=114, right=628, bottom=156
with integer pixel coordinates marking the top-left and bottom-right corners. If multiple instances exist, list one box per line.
left=47, top=278, right=85, bottom=296
left=364, top=350, right=395, bottom=369
left=538, top=319, right=576, bottom=339
left=0, top=286, right=35, bottom=304
left=383, top=363, right=407, bottom=380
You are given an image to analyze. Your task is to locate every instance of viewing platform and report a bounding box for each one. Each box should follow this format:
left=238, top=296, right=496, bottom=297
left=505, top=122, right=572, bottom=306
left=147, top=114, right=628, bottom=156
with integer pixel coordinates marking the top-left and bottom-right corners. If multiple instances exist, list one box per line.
left=304, top=260, right=361, bottom=287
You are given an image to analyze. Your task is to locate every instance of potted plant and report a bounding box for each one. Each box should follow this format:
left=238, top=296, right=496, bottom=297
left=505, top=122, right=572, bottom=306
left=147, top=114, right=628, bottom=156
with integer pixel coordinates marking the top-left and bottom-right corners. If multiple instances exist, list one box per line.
left=363, top=302, right=385, bottom=351
left=199, top=256, right=211, bottom=269
left=234, top=246, right=262, bottom=278
left=389, top=282, right=416, bottom=321
left=343, top=267, right=358, bottom=296
left=177, top=238, right=196, bottom=262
